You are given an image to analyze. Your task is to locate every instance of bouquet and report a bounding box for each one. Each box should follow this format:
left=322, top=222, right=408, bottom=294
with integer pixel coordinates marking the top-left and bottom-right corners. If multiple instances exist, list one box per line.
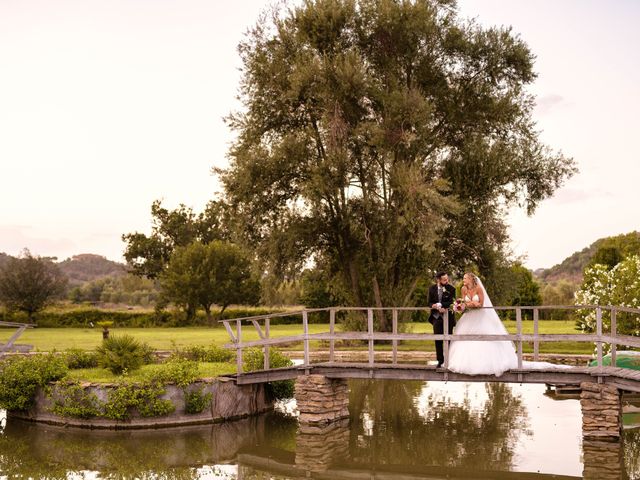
left=453, top=298, right=466, bottom=313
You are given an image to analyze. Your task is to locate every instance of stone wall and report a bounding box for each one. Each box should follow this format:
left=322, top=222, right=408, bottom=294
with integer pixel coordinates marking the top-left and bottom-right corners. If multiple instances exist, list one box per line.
left=294, top=375, right=349, bottom=434
left=580, top=382, right=622, bottom=441
left=8, top=377, right=272, bottom=429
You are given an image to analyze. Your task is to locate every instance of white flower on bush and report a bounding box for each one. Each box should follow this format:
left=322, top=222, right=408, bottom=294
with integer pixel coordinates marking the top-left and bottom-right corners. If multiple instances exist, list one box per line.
left=575, top=255, right=640, bottom=341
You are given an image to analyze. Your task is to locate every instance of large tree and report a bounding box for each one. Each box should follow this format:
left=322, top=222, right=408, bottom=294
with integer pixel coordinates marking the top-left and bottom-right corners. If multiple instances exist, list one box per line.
left=0, top=250, right=68, bottom=321
left=218, top=0, right=575, bottom=328
left=159, top=241, right=260, bottom=322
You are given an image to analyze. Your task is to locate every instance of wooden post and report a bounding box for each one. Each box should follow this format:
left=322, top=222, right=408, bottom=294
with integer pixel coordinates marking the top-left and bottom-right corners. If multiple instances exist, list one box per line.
left=367, top=308, right=374, bottom=366
left=236, top=320, right=242, bottom=375
left=303, top=310, right=310, bottom=367
left=596, top=307, right=603, bottom=368
left=516, top=308, right=523, bottom=370
left=264, top=318, right=270, bottom=371
left=329, top=308, right=335, bottom=363
left=533, top=308, right=539, bottom=362
left=392, top=309, right=398, bottom=365
left=443, top=310, right=449, bottom=370
left=610, top=308, right=617, bottom=368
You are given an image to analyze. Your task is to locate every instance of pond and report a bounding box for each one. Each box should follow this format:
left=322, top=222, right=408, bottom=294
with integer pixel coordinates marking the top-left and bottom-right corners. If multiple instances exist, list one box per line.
left=0, top=380, right=638, bottom=479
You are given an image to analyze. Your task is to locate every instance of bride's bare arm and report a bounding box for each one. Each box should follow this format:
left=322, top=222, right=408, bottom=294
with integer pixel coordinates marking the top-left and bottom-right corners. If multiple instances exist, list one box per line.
left=475, top=288, right=484, bottom=307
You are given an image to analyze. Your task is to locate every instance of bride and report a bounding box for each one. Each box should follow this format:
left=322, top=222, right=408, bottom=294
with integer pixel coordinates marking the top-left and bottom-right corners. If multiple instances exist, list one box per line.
left=447, top=272, right=518, bottom=376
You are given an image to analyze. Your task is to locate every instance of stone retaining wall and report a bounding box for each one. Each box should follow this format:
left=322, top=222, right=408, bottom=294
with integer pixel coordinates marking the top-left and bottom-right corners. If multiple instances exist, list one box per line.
left=8, top=377, right=272, bottom=429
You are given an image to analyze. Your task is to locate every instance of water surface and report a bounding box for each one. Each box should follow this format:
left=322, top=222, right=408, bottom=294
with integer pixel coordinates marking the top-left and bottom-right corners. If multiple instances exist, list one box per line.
left=0, top=381, right=638, bottom=479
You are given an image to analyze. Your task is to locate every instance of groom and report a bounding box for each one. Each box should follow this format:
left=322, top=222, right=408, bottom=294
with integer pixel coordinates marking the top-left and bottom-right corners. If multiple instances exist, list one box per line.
left=427, top=272, right=456, bottom=368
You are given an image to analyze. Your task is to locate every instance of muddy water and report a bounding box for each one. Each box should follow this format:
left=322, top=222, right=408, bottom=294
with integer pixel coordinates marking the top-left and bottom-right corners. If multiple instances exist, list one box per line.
left=0, top=381, right=638, bottom=479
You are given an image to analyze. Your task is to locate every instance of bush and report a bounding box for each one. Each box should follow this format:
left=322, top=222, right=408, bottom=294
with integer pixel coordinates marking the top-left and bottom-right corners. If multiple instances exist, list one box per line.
left=173, top=344, right=234, bottom=363
left=148, top=358, right=199, bottom=387
left=184, top=386, right=213, bottom=414
left=243, top=347, right=294, bottom=400
left=64, top=348, right=99, bottom=369
left=96, top=335, right=151, bottom=374
left=49, top=381, right=102, bottom=418
left=0, top=355, right=68, bottom=411
left=103, top=381, right=174, bottom=420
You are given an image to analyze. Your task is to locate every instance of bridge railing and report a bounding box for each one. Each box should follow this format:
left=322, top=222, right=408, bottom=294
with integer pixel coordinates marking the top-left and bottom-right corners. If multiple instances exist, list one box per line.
left=220, top=305, right=640, bottom=376
left=0, top=321, right=35, bottom=356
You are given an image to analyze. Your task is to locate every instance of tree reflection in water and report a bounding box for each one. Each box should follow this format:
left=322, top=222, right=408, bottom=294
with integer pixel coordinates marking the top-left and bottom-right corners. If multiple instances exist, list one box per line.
left=624, top=427, right=640, bottom=479
left=347, top=380, right=530, bottom=471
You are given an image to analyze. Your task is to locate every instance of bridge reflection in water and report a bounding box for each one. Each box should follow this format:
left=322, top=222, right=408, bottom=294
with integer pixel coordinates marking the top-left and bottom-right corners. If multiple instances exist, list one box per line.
left=1, top=381, right=638, bottom=479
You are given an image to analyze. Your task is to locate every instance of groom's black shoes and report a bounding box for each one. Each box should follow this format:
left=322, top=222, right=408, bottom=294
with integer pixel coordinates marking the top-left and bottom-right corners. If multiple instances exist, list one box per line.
left=436, top=362, right=444, bottom=369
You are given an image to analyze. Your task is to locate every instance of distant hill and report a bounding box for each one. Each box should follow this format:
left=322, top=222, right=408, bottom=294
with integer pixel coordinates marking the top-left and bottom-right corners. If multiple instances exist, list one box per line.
left=539, top=231, right=640, bottom=283
left=0, top=252, right=10, bottom=270
left=57, top=254, right=126, bottom=286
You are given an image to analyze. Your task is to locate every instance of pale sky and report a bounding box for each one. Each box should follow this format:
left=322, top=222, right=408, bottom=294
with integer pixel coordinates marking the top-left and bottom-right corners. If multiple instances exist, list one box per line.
left=0, top=0, right=638, bottom=269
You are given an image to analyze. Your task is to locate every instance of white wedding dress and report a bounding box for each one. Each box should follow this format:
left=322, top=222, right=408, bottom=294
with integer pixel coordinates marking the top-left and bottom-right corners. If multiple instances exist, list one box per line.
left=447, top=286, right=517, bottom=376
left=447, top=279, right=571, bottom=376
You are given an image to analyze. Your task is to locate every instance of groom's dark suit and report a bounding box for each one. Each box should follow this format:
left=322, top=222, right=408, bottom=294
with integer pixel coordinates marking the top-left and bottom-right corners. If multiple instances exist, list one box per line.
left=427, top=282, right=456, bottom=366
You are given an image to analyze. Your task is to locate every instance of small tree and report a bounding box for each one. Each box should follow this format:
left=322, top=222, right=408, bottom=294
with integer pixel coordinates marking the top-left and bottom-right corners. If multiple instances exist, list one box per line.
left=0, top=250, right=68, bottom=321
left=160, top=241, right=260, bottom=322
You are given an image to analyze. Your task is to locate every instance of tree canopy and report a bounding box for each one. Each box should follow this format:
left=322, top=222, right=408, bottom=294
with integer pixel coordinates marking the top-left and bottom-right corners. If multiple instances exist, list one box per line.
left=159, top=241, right=260, bottom=322
left=0, top=250, right=68, bottom=321
left=122, top=200, right=228, bottom=279
left=218, top=0, right=575, bottom=326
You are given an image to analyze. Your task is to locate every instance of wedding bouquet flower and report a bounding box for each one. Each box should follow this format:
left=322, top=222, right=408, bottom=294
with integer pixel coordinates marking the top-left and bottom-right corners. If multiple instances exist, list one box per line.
left=453, top=299, right=466, bottom=313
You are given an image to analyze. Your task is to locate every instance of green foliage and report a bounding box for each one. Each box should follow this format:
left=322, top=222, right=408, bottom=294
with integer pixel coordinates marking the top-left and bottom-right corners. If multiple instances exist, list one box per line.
left=0, top=249, right=68, bottom=321
left=159, top=240, right=261, bottom=322
left=505, top=264, right=542, bottom=319
left=69, top=274, right=159, bottom=306
left=122, top=200, right=229, bottom=280
left=147, top=358, right=199, bottom=387
left=588, top=246, right=623, bottom=270
left=173, top=344, right=234, bottom=363
left=539, top=279, right=576, bottom=320
left=184, top=386, right=213, bottom=414
left=0, top=354, right=68, bottom=411
left=103, top=381, right=174, bottom=420
left=243, top=347, right=294, bottom=400
left=49, top=381, right=102, bottom=419
left=96, top=334, right=151, bottom=374
left=0, top=305, right=287, bottom=327
left=219, top=0, right=575, bottom=331
left=64, top=348, right=99, bottom=369
left=575, top=255, right=640, bottom=339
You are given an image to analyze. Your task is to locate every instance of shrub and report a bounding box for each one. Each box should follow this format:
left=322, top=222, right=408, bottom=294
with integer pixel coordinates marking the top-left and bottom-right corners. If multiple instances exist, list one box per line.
left=243, top=347, right=294, bottom=400
left=103, top=381, right=174, bottom=420
left=49, top=381, right=102, bottom=418
left=184, top=386, right=213, bottom=414
left=64, top=348, right=99, bottom=369
left=0, top=355, right=68, bottom=411
left=173, top=344, right=234, bottom=363
left=148, top=358, right=199, bottom=387
left=96, top=335, right=149, bottom=374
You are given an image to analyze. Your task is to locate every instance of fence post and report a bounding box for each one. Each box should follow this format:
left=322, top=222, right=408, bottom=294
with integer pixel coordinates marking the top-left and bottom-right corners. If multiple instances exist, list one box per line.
left=303, top=310, right=310, bottom=367
left=236, top=320, right=243, bottom=375
left=533, top=308, right=539, bottom=362
left=443, top=309, right=449, bottom=370
left=264, top=318, right=270, bottom=371
left=368, top=308, right=374, bottom=366
left=596, top=307, right=603, bottom=368
left=610, top=307, right=617, bottom=368
left=329, top=308, right=336, bottom=363
left=516, top=308, right=523, bottom=370
left=392, top=309, right=398, bottom=365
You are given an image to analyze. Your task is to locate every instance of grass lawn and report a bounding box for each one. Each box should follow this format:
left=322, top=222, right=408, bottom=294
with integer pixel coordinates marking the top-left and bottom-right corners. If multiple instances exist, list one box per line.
left=64, top=362, right=236, bottom=383
left=0, top=320, right=594, bottom=355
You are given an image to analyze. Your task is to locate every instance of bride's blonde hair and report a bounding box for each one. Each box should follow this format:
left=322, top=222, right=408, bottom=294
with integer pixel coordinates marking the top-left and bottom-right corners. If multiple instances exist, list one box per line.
left=464, top=272, right=478, bottom=286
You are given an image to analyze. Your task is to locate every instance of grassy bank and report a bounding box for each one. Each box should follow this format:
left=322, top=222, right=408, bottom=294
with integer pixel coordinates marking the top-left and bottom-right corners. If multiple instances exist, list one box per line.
left=0, top=320, right=595, bottom=354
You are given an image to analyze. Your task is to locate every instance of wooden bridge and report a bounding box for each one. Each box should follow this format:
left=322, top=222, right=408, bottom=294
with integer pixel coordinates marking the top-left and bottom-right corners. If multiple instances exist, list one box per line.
left=221, top=304, right=640, bottom=391
left=0, top=320, right=34, bottom=356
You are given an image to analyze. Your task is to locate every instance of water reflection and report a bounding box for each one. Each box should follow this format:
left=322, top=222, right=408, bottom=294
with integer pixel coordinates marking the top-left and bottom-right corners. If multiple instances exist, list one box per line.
left=1, top=382, right=639, bottom=479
